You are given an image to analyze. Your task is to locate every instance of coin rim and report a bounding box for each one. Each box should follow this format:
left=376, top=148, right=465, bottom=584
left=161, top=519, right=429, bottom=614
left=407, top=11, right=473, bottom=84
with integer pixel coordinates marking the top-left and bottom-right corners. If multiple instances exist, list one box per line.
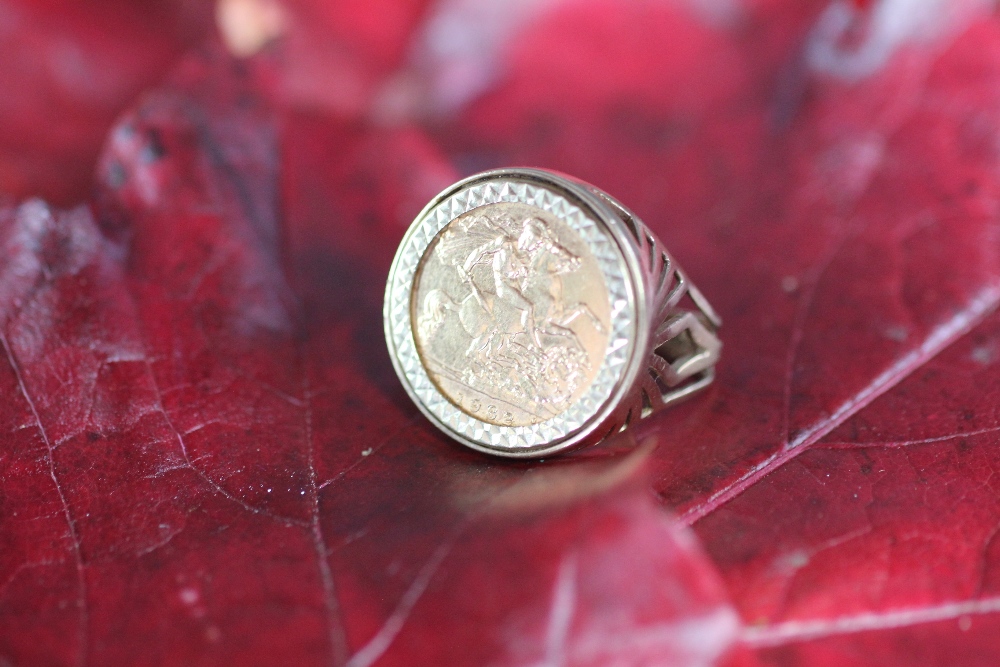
left=384, top=168, right=650, bottom=457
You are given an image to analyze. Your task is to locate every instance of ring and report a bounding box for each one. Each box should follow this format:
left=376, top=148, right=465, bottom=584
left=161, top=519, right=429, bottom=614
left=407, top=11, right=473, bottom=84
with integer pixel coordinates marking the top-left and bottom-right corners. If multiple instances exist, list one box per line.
left=384, top=168, right=721, bottom=458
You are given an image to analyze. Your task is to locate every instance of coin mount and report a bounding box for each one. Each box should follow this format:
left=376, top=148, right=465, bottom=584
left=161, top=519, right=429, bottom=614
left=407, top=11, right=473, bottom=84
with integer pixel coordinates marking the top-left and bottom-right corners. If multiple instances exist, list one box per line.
left=385, top=168, right=654, bottom=458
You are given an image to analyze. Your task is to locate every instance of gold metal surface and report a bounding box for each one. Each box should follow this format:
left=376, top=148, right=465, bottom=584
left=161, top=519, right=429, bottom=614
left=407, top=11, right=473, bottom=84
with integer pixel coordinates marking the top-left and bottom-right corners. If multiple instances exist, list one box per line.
left=411, top=202, right=611, bottom=427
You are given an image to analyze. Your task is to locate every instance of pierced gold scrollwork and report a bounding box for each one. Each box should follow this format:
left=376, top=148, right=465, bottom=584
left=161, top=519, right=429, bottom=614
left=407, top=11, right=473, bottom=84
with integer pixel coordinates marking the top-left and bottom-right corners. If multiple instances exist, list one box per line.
left=596, top=195, right=722, bottom=435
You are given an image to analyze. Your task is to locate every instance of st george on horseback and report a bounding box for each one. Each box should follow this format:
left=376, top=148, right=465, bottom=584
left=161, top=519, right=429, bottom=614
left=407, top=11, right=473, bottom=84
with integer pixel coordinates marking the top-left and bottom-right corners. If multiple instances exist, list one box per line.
left=418, top=213, right=605, bottom=365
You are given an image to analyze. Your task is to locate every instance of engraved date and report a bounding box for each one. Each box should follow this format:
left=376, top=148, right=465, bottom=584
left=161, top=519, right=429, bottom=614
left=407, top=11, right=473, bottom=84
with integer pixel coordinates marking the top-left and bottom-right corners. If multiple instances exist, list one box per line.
left=457, top=394, right=515, bottom=425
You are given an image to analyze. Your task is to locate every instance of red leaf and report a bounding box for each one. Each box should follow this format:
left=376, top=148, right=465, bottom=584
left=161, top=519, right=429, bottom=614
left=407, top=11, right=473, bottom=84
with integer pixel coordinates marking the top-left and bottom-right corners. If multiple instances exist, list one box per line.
left=3, top=1, right=1000, bottom=665
left=0, top=0, right=212, bottom=205
left=0, top=42, right=736, bottom=665
left=443, top=0, right=1000, bottom=661
left=274, top=0, right=434, bottom=116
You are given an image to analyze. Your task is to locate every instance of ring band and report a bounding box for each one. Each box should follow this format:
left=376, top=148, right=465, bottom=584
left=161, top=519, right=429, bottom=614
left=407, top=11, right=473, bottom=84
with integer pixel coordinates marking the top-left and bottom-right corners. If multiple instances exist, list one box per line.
left=384, top=168, right=721, bottom=458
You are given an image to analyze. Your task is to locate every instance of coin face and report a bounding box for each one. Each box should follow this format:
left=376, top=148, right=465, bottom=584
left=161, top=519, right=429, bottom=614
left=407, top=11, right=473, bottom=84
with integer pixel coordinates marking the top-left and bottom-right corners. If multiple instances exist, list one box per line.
left=411, top=202, right=611, bottom=427
left=385, top=172, right=638, bottom=456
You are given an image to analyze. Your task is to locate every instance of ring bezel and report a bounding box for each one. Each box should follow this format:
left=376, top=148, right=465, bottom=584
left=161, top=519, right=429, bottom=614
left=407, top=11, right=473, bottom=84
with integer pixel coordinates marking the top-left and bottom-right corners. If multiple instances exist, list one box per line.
left=384, top=168, right=653, bottom=457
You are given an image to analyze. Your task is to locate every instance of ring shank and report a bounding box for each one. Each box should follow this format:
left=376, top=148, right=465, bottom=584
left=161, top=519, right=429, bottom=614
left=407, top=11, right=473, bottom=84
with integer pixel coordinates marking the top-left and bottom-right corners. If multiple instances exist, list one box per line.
left=587, top=187, right=722, bottom=439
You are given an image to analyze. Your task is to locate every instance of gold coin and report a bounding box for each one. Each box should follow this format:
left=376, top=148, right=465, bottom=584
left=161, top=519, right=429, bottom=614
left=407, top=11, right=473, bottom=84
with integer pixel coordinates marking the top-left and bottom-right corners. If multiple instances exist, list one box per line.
left=411, top=202, right=611, bottom=427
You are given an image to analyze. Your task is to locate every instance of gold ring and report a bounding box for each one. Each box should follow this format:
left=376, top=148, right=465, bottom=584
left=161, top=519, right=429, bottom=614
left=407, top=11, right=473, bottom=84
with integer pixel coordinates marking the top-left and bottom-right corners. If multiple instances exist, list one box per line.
left=384, top=168, right=721, bottom=458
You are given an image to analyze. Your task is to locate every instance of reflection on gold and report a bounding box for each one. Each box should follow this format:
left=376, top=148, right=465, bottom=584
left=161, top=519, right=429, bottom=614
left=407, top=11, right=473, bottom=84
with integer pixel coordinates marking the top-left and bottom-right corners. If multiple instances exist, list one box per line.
left=412, top=202, right=610, bottom=427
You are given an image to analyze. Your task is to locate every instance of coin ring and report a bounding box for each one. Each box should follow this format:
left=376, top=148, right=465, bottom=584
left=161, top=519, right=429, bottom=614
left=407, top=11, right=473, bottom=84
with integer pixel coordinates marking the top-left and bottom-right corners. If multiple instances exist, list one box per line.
left=384, top=168, right=721, bottom=458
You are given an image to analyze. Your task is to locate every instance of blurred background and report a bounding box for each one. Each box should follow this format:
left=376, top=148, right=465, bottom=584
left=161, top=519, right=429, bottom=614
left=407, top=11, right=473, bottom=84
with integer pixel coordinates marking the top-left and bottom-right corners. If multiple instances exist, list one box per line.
left=5, top=0, right=991, bottom=210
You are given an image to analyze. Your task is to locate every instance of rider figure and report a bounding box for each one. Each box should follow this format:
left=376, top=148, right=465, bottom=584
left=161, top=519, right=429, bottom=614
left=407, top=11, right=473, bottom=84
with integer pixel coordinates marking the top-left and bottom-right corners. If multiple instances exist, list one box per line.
left=456, top=217, right=537, bottom=346
left=453, top=215, right=599, bottom=354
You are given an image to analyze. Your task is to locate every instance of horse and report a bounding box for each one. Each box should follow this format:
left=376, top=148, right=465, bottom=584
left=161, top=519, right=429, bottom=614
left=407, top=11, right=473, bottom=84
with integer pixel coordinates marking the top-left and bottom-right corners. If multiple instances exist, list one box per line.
left=517, top=234, right=607, bottom=347
left=419, top=288, right=532, bottom=360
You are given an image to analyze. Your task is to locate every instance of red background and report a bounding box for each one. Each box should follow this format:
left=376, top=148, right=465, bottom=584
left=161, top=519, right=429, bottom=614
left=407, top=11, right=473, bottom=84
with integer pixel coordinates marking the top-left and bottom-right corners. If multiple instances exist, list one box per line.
left=2, top=0, right=1000, bottom=665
